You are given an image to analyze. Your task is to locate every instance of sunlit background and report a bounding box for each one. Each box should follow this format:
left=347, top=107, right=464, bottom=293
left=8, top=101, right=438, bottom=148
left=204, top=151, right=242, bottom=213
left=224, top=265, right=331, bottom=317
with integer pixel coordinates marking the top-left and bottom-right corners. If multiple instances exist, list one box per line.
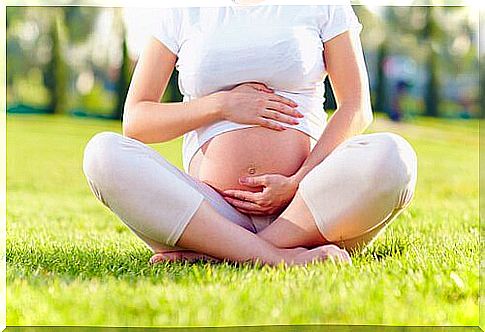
left=5, top=4, right=482, bottom=326
left=6, top=5, right=481, bottom=121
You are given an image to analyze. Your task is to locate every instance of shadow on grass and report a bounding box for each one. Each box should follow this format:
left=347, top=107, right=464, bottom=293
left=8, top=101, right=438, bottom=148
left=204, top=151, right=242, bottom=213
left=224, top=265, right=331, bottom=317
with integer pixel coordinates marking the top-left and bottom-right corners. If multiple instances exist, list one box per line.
left=360, top=234, right=416, bottom=261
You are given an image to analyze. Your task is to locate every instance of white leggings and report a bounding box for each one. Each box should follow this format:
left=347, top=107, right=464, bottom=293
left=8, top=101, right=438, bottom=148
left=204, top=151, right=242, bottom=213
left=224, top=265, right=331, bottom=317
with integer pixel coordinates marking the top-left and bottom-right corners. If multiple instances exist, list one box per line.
left=82, top=131, right=417, bottom=252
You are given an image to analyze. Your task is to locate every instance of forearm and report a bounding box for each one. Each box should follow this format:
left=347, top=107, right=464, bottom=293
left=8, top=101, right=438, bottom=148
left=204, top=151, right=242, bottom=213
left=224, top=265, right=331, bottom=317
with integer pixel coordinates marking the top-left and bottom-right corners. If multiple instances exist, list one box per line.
left=292, top=105, right=373, bottom=183
left=123, top=93, right=223, bottom=143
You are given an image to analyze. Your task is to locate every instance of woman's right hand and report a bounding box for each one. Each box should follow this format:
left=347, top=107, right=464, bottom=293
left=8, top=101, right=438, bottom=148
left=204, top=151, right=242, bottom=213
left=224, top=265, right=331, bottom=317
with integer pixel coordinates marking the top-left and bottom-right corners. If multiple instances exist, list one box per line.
left=212, top=82, right=304, bottom=131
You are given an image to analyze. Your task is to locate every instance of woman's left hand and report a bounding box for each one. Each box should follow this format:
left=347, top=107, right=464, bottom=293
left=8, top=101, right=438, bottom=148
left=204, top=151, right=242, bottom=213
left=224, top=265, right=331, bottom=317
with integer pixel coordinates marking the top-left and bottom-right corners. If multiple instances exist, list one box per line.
left=222, top=174, right=299, bottom=215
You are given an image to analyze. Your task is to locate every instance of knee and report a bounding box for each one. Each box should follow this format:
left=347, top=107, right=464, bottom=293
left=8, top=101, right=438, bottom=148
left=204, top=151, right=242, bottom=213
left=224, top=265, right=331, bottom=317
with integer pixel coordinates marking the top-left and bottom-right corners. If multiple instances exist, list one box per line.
left=366, top=132, right=418, bottom=204
left=82, top=131, right=125, bottom=184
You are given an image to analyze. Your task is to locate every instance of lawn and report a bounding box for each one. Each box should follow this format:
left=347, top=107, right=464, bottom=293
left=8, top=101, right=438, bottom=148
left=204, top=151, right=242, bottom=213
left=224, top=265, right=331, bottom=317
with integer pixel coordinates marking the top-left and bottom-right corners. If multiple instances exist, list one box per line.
left=6, top=114, right=479, bottom=326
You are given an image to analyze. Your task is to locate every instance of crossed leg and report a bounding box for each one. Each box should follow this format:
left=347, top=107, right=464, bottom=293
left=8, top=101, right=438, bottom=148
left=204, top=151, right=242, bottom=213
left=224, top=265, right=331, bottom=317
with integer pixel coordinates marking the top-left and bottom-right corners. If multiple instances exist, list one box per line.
left=82, top=132, right=350, bottom=265
left=259, top=132, right=418, bottom=252
left=82, top=131, right=416, bottom=265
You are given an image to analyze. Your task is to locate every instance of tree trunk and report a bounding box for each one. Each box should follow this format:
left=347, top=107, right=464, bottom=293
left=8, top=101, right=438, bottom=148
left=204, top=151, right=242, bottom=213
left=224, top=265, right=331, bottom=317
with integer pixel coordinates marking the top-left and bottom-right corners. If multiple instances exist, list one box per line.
left=114, top=28, right=132, bottom=120
left=423, top=7, right=440, bottom=117
left=480, top=54, right=485, bottom=119
left=375, top=39, right=388, bottom=114
left=44, top=9, right=68, bottom=114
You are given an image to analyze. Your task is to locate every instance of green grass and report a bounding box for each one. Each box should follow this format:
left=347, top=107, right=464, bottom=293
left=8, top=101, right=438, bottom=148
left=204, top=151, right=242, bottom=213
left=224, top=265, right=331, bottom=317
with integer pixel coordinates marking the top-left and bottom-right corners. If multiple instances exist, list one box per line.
left=7, top=114, right=479, bottom=326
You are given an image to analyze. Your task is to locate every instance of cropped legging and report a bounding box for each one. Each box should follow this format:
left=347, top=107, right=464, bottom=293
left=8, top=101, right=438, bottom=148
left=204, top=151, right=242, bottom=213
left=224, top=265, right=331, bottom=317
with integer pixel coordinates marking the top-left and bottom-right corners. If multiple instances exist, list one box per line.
left=82, top=131, right=417, bottom=252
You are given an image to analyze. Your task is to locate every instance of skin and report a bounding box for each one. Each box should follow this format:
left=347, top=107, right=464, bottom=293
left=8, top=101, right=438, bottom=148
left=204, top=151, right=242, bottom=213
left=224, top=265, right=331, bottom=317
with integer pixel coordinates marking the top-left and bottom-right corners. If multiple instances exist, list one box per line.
left=123, top=24, right=372, bottom=266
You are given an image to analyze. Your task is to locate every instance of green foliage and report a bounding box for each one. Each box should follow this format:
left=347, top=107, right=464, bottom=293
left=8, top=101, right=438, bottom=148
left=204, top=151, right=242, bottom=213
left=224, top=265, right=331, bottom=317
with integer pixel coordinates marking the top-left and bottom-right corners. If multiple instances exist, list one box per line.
left=375, top=40, right=388, bottom=113
left=423, top=7, right=441, bottom=117
left=368, top=6, right=477, bottom=118
left=480, top=54, right=485, bottom=119
left=161, top=70, right=184, bottom=103
left=6, top=115, right=479, bottom=326
left=63, top=7, right=98, bottom=44
left=43, top=9, right=68, bottom=114
left=7, top=68, right=50, bottom=107
left=78, top=80, right=116, bottom=115
left=6, top=7, right=479, bottom=119
left=114, top=25, right=133, bottom=120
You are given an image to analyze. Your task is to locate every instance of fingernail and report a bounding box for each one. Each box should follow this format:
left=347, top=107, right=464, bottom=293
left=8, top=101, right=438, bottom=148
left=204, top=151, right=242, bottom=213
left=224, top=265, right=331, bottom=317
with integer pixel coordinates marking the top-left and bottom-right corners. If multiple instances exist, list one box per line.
left=239, top=177, right=248, bottom=183
left=297, top=112, right=304, bottom=118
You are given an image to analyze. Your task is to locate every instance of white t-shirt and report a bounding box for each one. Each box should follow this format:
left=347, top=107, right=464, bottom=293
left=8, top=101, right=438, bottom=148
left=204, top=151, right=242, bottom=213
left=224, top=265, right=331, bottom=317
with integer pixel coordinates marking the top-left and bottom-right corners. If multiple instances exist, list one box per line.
left=151, top=3, right=363, bottom=172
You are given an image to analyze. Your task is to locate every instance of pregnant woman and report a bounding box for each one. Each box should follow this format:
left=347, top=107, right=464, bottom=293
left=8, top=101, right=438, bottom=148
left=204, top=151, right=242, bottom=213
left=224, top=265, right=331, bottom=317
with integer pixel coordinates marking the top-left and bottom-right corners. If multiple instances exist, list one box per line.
left=83, top=1, right=418, bottom=265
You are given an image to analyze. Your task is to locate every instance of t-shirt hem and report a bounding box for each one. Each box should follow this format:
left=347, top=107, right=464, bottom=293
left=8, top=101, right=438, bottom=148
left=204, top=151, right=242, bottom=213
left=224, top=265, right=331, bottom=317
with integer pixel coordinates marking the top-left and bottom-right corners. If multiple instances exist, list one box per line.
left=320, top=23, right=362, bottom=43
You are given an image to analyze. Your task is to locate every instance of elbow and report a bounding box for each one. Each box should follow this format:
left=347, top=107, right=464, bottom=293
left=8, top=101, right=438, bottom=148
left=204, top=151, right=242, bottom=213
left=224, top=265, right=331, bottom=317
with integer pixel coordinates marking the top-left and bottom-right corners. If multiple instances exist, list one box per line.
left=122, top=123, right=138, bottom=140
left=339, top=90, right=374, bottom=131
left=122, top=104, right=143, bottom=141
left=354, top=92, right=374, bottom=130
left=360, top=103, right=374, bottom=130
left=122, top=103, right=166, bottom=144
left=342, top=100, right=373, bottom=132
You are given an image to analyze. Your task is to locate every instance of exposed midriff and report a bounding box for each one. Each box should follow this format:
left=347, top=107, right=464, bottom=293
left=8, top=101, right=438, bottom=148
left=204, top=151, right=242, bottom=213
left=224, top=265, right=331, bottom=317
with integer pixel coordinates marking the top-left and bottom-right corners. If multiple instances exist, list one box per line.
left=188, top=126, right=313, bottom=194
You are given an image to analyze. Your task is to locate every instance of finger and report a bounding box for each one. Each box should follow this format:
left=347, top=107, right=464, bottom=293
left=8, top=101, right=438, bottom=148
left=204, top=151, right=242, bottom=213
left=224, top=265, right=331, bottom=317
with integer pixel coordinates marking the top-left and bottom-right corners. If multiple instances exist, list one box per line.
left=224, top=197, right=267, bottom=212
left=266, top=93, right=299, bottom=108
left=245, top=82, right=274, bottom=93
left=239, top=175, right=268, bottom=187
left=223, top=189, right=263, bottom=202
left=264, top=100, right=303, bottom=119
left=262, top=109, right=300, bottom=126
left=256, top=118, right=286, bottom=131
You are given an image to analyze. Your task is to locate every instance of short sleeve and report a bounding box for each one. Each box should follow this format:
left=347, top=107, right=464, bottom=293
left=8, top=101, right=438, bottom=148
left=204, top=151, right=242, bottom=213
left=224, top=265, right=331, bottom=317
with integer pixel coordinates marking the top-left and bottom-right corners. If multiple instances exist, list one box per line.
left=152, top=8, right=183, bottom=55
left=318, top=3, right=363, bottom=43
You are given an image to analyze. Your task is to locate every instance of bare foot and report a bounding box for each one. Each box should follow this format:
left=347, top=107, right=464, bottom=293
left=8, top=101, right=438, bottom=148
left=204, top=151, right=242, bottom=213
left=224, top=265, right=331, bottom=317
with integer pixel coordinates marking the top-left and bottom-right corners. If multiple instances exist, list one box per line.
left=149, top=250, right=220, bottom=265
left=289, top=244, right=352, bottom=266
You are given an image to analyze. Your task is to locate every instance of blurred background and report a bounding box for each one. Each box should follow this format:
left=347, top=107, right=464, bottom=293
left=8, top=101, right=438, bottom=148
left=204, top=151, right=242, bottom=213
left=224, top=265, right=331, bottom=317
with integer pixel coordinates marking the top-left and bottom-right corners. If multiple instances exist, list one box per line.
left=6, top=7, right=481, bottom=325
left=5, top=5, right=482, bottom=121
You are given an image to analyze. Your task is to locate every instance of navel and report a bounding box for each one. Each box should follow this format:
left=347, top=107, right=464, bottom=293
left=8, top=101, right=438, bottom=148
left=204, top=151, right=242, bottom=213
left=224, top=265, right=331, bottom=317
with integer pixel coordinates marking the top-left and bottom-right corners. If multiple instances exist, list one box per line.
left=247, top=163, right=257, bottom=175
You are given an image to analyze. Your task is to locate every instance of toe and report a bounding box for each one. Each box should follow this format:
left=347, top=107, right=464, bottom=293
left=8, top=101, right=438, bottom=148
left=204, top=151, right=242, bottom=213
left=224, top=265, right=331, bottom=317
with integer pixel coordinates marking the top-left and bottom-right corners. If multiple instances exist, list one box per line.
left=149, top=253, right=166, bottom=265
left=149, top=252, right=181, bottom=264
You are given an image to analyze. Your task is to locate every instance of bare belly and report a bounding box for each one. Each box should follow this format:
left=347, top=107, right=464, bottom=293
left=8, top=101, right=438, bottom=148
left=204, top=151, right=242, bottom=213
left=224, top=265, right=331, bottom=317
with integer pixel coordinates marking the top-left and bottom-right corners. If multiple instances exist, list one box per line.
left=188, top=127, right=313, bottom=193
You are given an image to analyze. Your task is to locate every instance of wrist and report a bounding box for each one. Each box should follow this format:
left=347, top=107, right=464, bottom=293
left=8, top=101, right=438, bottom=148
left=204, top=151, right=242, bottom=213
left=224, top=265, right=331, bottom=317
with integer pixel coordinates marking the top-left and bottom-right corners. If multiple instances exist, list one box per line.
left=289, top=172, right=303, bottom=186
left=204, top=91, right=228, bottom=122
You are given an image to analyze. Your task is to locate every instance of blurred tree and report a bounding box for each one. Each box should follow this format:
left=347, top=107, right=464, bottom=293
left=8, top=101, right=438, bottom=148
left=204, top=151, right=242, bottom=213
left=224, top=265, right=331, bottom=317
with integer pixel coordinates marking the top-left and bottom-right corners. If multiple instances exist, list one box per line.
left=422, top=7, right=441, bottom=117
left=480, top=53, right=485, bottom=119
left=114, top=23, right=133, bottom=120
left=161, top=70, right=183, bottom=103
left=6, top=7, right=44, bottom=98
left=6, top=6, right=23, bottom=30
left=375, top=40, right=388, bottom=114
left=64, top=7, right=98, bottom=44
left=6, top=6, right=478, bottom=119
left=43, top=9, right=68, bottom=114
left=6, top=36, right=21, bottom=87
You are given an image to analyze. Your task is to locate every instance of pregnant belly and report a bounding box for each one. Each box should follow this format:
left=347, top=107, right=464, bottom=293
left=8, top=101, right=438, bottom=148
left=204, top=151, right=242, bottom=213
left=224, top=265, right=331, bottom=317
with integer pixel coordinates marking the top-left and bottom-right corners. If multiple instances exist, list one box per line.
left=188, top=127, right=313, bottom=193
